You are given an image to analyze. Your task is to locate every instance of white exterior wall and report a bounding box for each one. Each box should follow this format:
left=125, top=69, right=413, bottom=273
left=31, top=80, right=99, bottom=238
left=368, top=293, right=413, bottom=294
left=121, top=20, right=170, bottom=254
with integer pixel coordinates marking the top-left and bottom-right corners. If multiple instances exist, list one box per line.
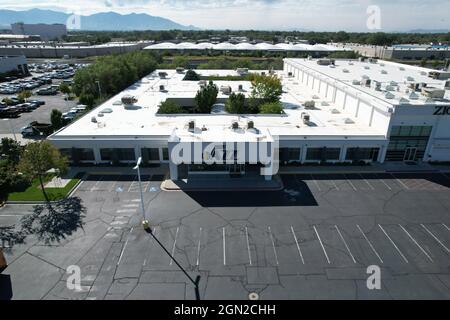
left=11, top=23, right=67, bottom=41
left=0, top=55, right=27, bottom=73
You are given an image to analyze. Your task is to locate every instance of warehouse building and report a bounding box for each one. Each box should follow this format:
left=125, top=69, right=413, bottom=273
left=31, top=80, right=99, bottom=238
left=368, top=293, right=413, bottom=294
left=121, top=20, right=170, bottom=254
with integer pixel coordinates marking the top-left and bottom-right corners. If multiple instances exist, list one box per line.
left=48, top=58, right=450, bottom=181
left=11, top=23, right=67, bottom=41
left=0, top=55, right=28, bottom=75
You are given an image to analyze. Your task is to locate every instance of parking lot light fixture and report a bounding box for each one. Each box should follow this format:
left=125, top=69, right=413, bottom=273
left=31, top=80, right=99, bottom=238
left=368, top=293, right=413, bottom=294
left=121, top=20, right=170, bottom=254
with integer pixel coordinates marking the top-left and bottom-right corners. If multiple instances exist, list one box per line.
left=133, top=156, right=148, bottom=226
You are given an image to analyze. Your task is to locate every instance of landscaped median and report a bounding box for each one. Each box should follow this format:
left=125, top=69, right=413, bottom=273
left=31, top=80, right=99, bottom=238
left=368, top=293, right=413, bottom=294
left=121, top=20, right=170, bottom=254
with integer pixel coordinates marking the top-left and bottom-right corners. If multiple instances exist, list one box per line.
left=7, top=173, right=83, bottom=202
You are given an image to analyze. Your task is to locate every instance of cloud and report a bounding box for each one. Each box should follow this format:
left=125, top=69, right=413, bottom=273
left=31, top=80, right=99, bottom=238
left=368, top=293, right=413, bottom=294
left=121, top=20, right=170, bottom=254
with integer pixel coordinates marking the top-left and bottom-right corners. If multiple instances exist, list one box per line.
left=0, top=0, right=448, bottom=31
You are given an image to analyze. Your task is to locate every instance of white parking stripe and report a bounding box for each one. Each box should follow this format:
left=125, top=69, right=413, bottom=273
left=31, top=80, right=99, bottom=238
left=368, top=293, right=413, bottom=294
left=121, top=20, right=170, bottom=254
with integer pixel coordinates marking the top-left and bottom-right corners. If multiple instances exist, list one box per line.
left=268, top=227, right=279, bottom=265
left=109, top=180, right=117, bottom=192
left=245, top=227, right=252, bottom=265
left=117, top=227, right=133, bottom=266
left=222, top=227, right=227, bottom=265
left=360, top=174, right=375, bottom=190
left=335, top=225, right=356, bottom=263
left=391, top=173, right=409, bottom=190
left=290, top=226, right=305, bottom=265
left=346, top=176, right=357, bottom=191
left=443, top=223, right=450, bottom=231
left=196, top=227, right=202, bottom=266
left=331, top=180, right=339, bottom=191
left=378, top=225, right=409, bottom=263
left=127, top=176, right=137, bottom=192
left=310, top=174, right=321, bottom=191
left=357, top=224, right=383, bottom=264
left=379, top=178, right=392, bottom=190
left=421, top=224, right=450, bottom=254
left=90, top=176, right=104, bottom=191
left=313, top=226, right=330, bottom=264
left=169, top=227, right=179, bottom=266
left=399, top=224, right=433, bottom=262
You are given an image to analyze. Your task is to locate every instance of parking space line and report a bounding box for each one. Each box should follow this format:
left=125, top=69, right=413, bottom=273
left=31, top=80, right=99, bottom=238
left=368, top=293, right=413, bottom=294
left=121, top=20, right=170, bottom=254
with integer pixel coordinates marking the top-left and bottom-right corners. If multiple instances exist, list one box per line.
left=310, top=174, right=321, bottom=191
left=421, top=224, right=450, bottom=254
left=378, top=225, right=409, bottom=263
left=345, top=175, right=357, bottom=191
left=331, top=180, right=339, bottom=191
left=359, top=174, right=375, bottom=190
left=245, top=227, right=252, bottom=265
left=399, top=224, right=433, bottom=262
left=268, top=226, right=279, bottom=265
left=117, top=227, right=133, bottom=266
left=169, top=227, right=179, bottom=266
left=390, top=173, right=409, bottom=190
left=127, top=176, right=137, bottom=193
left=90, top=176, right=104, bottom=192
left=196, top=227, right=202, bottom=266
left=378, top=178, right=392, bottom=190
left=313, top=226, right=330, bottom=264
left=357, top=224, right=383, bottom=264
left=222, top=227, right=226, bottom=266
left=335, top=225, right=356, bottom=263
left=443, top=223, right=450, bottom=231
left=109, top=180, right=118, bottom=193
left=290, top=226, right=305, bottom=265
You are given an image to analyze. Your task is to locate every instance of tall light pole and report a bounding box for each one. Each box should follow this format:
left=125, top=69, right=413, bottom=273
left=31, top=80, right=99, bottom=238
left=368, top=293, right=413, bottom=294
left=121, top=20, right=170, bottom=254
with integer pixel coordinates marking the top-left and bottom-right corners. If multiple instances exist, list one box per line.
left=133, top=157, right=148, bottom=225
left=3, top=118, right=17, bottom=142
left=95, top=80, right=102, bottom=98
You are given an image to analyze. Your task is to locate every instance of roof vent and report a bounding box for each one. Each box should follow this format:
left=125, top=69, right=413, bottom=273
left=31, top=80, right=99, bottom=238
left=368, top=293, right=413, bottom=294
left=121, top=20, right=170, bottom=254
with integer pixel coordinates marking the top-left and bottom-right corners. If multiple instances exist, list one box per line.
left=330, top=108, right=340, bottom=114
left=343, top=68, right=350, bottom=73
left=301, top=112, right=310, bottom=124
left=399, top=67, right=405, bottom=71
left=381, top=70, right=388, bottom=74
left=158, top=72, right=168, bottom=79
left=420, top=71, right=427, bottom=76
left=343, top=118, right=355, bottom=124
left=231, top=121, right=239, bottom=130
left=399, top=97, right=410, bottom=104
left=361, top=74, right=370, bottom=80
left=380, top=63, right=385, bottom=67
left=121, top=95, right=138, bottom=106
left=159, top=85, right=166, bottom=92
left=304, top=100, right=315, bottom=109
left=238, top=84, right=244, bottom=91
left=188, top=120, right=195, bottom=132
left=176, top=67, right=185, bottom=73
left=91, top=116, right=97, bottom=123
left=408, top=92, right=419, bottom=100
left=405, top=76, right=415, bottom=82
left=321, top=101, right=329, bottom=106
left=364, top=66, right=370, bottom=70
left=247, top=120, right=255, bottom=129
left=385, top=92, right=395, bottom=99
left=390, top=81, right=398, bottom=86
left=220, top=85, right=232, bottom=95
left=352, top=79, right=361, bottom=85
left=385, top=85, right=396, bottom=91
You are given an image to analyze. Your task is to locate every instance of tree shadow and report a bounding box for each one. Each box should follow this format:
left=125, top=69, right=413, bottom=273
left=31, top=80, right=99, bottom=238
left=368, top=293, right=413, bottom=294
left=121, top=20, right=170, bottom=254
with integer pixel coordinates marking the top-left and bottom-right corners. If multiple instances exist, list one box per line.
left=20, top=197, right=86, bottom=245
left=0, top=274, right=12, bottom=300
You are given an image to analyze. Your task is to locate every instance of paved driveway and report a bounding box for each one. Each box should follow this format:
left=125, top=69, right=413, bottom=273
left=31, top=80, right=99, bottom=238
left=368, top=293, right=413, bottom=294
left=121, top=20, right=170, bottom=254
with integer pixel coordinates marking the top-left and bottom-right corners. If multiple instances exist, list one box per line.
left=1, top=172, right=450, bottom=300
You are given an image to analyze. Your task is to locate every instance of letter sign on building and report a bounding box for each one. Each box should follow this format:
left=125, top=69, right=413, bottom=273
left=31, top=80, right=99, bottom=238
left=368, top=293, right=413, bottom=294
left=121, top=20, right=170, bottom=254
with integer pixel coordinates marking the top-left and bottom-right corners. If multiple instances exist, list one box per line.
left=434, top=106, right=450, bottom=116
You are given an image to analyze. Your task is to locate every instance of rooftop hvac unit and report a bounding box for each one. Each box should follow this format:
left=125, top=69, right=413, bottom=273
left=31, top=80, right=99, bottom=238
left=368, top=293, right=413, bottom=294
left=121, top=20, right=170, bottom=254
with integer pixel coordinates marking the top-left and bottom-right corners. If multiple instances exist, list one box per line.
left=288, top=72, right=293, bottom=77
left=317, top=59, right=332, bottom=66
left=390, top=81, right=398, bottom=86
left=304, top=100, right=315, bottom=109
left=330, top=108, right=340, bottom=114
left=121, top=95, right=138, bottom=105
left=385, top=85, right=396, bottom=91
left=421, top=87, right=445, bottom=99
left=231, top=121, right=239, bottom=130
left=380, top=63, right=385, bottom=67
left=368, top=58, right=378, bottom=64
left=301, top=112, right=310, bottom=124
left=220, top=85, right=232, bottom=94
left=188, top=120, right=195, bottom=131
left=247, top=120, right=254, bottom=129
left=236, top=68, right=249, bottom=76
left=445, top=80, right=450, bottom=89
left=364, top=66, right=370, bottom=70
left=176, top=67, right=185, bottom=73
left=352, top=80, right=361, bottom=85
left=343, top=118, right=355, bottom=124
left=399, top=97, right=410, bottom=104
left=362, top=79, right=371, bottom=87
left=385, top=92, right=395, bottom=99
left=91, top=116, right=97, bottom=123
left=399, top=66, right=405, bottom=71
left=159, top=85, right=166, bottom=92
left=261, top=72, right=266, bottom=76
left=343, top=69, right=350, bottom=73
left=381, top=70, right=388, bottom=74
left=158, top=72, right=168, bottom=79
left=358, top=57, right=366, bottom=62
left=408, top=92, right=419, bottom=100
left=238, top=84, right=244, bottom=91
left=405, top=76, right=415, bottom=82
left=361, top=74, right=370, bottom=80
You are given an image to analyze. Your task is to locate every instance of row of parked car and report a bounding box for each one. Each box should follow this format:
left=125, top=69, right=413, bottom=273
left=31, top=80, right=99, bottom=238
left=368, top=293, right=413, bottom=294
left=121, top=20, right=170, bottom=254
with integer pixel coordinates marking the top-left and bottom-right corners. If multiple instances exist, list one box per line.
left=0, top=98, right=46, bottom=118
left=62, top=104, right=88, bottom=121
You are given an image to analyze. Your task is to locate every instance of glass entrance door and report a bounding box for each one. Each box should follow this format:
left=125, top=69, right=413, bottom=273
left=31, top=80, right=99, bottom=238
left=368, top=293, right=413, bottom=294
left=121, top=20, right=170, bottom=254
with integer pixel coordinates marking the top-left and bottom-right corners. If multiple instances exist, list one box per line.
left=403, top=147, right=417, bottom=162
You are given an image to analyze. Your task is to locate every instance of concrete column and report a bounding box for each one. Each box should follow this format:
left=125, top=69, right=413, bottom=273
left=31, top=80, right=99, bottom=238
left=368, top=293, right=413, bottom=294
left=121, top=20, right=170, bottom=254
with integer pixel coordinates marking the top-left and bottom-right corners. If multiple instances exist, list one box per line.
left=339, top=146, right=347, bottom=162
left=342, top=93, right=347, bottom=110
left=332, top=86, right=337, bottom=103
left=93, top=147, right=101, bottom=164
left=378, top=145, right=387, bottom=163
left=301, top=145, right=308, bottom=163
left=369, top=107, right=375, bottom=127
left=355, top=100, right=361, bottom=118
left=134, top=146, right=141, bottom=162
left=169, top=162, right=179, bottom=180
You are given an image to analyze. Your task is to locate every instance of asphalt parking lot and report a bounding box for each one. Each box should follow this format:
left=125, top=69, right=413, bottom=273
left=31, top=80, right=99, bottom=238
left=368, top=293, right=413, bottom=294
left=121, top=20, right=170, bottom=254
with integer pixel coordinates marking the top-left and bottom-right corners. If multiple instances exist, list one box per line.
left=1, top=171, right=450, bottom=300
left=0, top=92, right=77, bottom=137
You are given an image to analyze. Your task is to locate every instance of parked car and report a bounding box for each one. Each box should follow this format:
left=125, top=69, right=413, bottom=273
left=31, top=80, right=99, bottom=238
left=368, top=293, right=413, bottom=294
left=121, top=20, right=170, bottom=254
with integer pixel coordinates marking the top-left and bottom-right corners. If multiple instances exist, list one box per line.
left=62, top=111, right=77, bottom=120
left=21, top=121, right=53, bottom=137
left=29, top=99, right=45, bottom=106
left=37, top=87, right=58, bottom=95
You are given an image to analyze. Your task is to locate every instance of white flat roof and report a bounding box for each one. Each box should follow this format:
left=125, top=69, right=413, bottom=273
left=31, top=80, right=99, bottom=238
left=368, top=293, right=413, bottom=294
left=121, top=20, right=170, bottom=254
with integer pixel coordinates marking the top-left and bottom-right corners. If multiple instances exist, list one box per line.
left=285, top=58, right=450, bottom=107
left=51, top=68, right=387, bottom=142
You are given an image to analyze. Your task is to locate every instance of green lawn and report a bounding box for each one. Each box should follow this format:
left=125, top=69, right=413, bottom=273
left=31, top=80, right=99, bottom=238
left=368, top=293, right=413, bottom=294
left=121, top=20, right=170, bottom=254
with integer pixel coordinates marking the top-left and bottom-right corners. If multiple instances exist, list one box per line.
left=8, top=176, right=80, bottom=202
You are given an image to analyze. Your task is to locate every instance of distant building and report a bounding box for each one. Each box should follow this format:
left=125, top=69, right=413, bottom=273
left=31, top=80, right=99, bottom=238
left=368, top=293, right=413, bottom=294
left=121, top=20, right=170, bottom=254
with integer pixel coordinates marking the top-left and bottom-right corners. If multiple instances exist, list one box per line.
left=11, top=23, right=67, bottom=41
left=0, top=34, right=41, bottom=44
left=0, top=55, right=28, bottom=75
left=344, top=43, right=450, bottom=60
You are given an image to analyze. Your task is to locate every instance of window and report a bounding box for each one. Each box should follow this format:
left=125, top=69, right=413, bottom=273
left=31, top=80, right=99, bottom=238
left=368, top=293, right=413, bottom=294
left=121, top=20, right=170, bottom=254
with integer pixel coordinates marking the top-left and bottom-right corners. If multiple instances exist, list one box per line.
left=345, top=148, right=379, bottom=161
left=100, top=148, right=113, bottom=161
left=148, top=148, right=160, bottom=161
left=390, top=126, right=432, bottom=138
left=162, top=148, right=169, bottom=161
left=280, top=148, right=301, bottom=161
left=78, top=148, right=94, bottom=161
left=306, top=148, right=323, bottom=161
left=325, top=148, right=340, bottom=160
left=117, top=148, right=135, bottom=161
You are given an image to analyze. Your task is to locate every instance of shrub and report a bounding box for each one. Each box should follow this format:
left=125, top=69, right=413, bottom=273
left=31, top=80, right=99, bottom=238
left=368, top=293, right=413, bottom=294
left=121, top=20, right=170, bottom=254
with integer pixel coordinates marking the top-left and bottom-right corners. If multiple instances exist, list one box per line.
left=183, top=69, right=200, bottom=81
left=259, top=101, right=283, bottom=114
left=195, top=81, right=218, bottom=113
left=157, top=100, right=184, bottom=114
left=250, top=74, right=282, bottom=104
left=225, top=92, right=247, bottom=114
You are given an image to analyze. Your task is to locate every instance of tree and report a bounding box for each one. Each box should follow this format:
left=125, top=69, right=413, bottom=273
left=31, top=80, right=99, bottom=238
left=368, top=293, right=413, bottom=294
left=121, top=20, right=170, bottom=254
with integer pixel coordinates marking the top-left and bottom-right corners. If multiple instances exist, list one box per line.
left=79, top=93, right=96, bottom=109
left=157, top=100, right=184, bottom=114
left=183, top=69, right=201, bottom=81
left=59, top=83, right=71, bottom=99
left=50, top=109, right=64, bottom=131
left=18, top=90, right=32, bottom=102
left=18, top=141, right=68, bottom=204
left=259, top=101, right=283, bottom=114
left=0, top=137, right=21, bottom=165
left=250, top=74, right=283, bottom=104
left=225, top=92, right=247, bottom=114
left=195, top=81, right=218, bottom=113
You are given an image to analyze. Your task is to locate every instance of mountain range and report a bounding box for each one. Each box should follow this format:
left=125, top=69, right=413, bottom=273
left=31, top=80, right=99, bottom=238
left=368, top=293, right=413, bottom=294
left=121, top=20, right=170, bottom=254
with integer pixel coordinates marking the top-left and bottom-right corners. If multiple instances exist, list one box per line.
left=0, top=9, right=198, bottom=31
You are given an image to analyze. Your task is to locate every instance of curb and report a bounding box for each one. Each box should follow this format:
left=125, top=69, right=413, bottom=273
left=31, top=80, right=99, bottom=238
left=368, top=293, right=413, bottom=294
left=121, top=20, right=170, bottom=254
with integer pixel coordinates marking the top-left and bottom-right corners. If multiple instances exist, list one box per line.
left=161, top=177, right=285, bottom=192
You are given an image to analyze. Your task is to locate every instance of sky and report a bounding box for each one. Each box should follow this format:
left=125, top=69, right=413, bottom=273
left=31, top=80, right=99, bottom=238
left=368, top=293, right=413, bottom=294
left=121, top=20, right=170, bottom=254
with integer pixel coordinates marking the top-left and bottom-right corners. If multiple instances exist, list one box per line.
left=0, top=0, right=448, bottom=31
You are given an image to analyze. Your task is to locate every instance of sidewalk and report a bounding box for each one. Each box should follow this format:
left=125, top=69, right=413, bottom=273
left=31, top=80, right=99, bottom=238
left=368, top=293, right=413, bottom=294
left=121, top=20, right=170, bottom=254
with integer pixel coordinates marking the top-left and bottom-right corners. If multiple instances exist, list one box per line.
left=278, top=162, right=450, bottom=174
left=65, top=164, right=169, bottom=177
